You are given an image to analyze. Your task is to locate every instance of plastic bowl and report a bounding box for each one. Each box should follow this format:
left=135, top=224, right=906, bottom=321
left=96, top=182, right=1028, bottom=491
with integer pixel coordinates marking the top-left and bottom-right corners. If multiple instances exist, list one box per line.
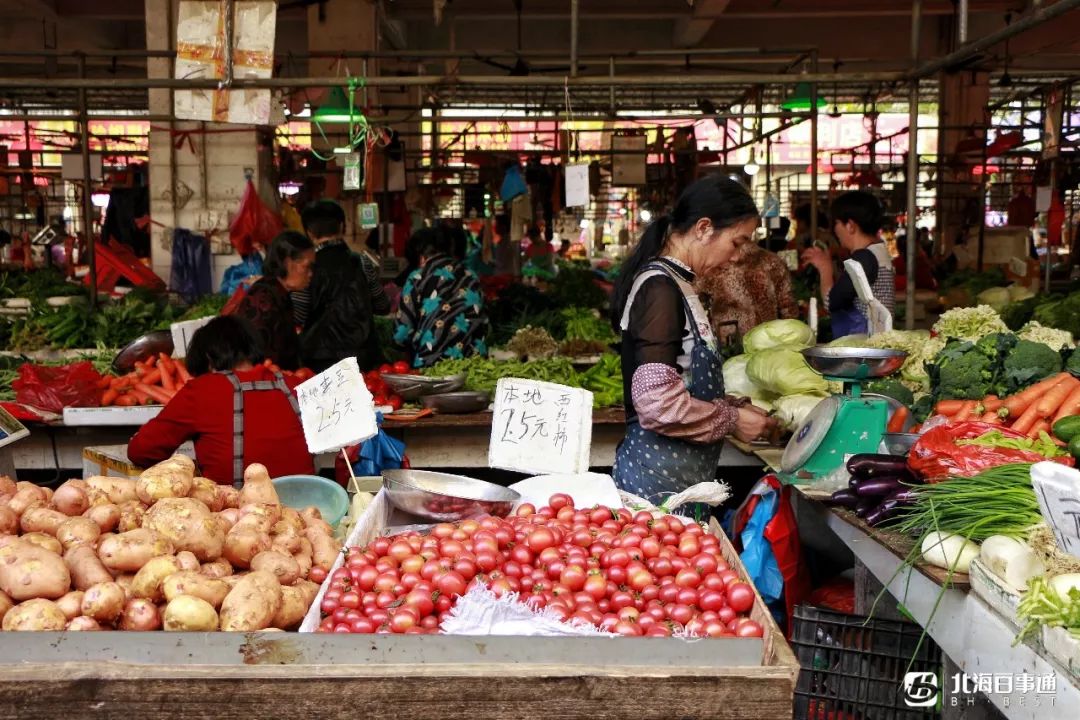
left=272, top=475, right=350, bottom=527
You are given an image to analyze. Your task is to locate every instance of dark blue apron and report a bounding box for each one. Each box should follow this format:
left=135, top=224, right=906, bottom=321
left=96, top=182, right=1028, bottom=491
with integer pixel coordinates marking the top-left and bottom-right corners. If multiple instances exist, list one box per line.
left=831, top=305, right=868, bottom=338
left=613, top=261, right=726, bottom=503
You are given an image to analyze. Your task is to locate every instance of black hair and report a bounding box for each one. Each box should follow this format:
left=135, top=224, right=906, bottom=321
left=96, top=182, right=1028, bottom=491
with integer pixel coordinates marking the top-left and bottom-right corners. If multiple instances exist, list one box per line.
left=611, top=175, right=759, bottom=328
left=262, top=230, right=314, bottom=280
left=301, top=200, right=346, bottom=239
left=184, top=316, right=264, bottom=377
left=365, top=229, right=380, bottom=253
left=407, top=227, right=450, bottom=260
left=793, top=203, right=829, bottom=230
left=830, top=191, right=884, bottom=236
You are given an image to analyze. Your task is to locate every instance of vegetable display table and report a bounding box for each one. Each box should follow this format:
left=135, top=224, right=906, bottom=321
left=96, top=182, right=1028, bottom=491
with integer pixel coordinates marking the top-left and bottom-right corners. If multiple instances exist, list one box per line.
left=795, top=489, right=1080, bottom=720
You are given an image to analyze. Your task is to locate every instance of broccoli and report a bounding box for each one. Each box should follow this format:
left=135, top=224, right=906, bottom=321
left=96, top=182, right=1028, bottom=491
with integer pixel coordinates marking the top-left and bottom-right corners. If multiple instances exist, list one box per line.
left=911, top=393, right=934, bottom=423
left=865, top=378, right=915, bottom=407
left=999, top=339, right=1063, bottom=395
left=929, top=341, right=995, bottom=399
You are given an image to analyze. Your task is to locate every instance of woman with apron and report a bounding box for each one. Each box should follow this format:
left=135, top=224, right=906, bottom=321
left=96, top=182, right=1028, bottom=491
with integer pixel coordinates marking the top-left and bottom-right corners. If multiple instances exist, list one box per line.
left=611, top=176, right=777, bottom=501
left=128, top=316, right=314, bottom=486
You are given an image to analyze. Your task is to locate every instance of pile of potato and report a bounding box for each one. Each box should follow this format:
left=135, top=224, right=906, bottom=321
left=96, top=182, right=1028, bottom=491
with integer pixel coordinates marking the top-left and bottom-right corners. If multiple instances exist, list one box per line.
left=0, top=456, right=337, bottom=631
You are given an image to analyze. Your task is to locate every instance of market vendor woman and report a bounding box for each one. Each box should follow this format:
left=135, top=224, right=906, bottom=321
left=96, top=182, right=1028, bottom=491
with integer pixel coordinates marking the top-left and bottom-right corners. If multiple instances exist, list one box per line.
left=612, top=176, right=777, bottom=499
left=127, top=316, right=314, bottom=485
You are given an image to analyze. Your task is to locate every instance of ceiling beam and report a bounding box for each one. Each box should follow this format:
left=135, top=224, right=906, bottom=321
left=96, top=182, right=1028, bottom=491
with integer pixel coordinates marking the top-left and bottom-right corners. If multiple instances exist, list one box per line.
left=673, top=0, right=731, bottom=48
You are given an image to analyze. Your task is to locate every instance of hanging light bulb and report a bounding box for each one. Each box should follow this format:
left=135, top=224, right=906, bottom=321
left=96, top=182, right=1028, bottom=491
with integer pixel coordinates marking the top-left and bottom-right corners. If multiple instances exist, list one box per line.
left=744, top=150, right=761, bottom=176
left=639, top=209, right=652, bottom=222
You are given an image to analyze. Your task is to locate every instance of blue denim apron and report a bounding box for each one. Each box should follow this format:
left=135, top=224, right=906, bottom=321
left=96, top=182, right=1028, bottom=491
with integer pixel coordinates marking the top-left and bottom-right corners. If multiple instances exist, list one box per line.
left=613, top=261, right=726, bottom=503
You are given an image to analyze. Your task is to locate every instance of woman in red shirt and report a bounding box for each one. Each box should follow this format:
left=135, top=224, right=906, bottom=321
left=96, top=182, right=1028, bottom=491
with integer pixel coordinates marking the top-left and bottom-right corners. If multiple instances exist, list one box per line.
left=128, top=316, right=314, bottom=485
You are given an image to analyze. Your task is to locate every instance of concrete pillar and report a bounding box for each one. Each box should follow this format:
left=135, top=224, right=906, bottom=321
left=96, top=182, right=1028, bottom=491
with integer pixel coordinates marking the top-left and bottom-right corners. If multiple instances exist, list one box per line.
left=145, top=0, right=273, bottom=290
left=935, top=71, right=991, bottom=259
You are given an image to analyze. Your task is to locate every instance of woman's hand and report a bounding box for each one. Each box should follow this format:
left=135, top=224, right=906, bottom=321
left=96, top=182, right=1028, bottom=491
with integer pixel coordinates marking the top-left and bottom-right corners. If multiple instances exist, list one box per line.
left=733, top=405, right=778, bottom=443
left=800, top=246, right=832, bottom=275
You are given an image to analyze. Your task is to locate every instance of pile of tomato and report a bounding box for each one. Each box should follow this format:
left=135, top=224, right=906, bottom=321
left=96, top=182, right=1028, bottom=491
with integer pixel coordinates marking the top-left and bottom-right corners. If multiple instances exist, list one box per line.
left=315, top=493, right=765, bottom=638
left=364, top=360, right=416, bottom=411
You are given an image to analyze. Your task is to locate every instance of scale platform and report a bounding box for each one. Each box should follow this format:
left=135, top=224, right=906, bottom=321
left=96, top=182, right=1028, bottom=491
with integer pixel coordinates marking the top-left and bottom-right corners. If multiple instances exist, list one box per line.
left=780, top=347, right=907, bottom=480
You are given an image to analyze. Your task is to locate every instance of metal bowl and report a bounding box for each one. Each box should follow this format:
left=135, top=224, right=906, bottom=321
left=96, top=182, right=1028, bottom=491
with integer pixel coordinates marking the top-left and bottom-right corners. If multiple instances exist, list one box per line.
left=112, top=331, right=175, bottom=374
left=421, top=391, right=490, bottom=414
left=381, top=373, right=466, bottom=401
left=881, top=432, right=920, bottom=456
left=801, top=347, right=907, bottom=380
left=382, top=469, right=521, bottom=522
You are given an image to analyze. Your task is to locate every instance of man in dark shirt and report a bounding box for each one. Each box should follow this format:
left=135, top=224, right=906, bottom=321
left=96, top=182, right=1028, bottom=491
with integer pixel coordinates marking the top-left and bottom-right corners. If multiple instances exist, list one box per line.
left=299, top=201, right=386, bottom=372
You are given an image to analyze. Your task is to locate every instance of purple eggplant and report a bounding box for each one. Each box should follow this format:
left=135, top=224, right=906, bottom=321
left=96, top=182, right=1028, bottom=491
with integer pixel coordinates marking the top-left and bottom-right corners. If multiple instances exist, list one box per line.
left=864, top=487, right=916, bottom=527
left=853, top=476, right=906, bottom=498
left=855, top=498, right=876, bottom=518
left=846, top=454, right=916, bottom=482
left=825, top=489, right=860, bottom=509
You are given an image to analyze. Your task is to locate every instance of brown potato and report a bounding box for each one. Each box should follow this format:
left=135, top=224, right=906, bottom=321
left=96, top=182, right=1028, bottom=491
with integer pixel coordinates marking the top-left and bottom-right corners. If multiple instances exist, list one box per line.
left=81, top=581, right=126, bottom=622
left=3, top=598, right=66, bottom=631
left=163, top=594, right=218, bottom=631
left=199, top=558, right=233, bottom=579
left=238, top=464, right=280, bottom=507
left=0, top=475, right=16, bottom=497
left=293, top=538, right=313, bottom=579
left=0, top=540, right=71, bottom=600
left=278, top=507, right=305, bottom=533
left=19, top=531, right=63, bottom=555
left=8, top=486, right=48, bottom=516
left=86, top=476, right=139, bottom=506
left=250, top=550, right=301, bottom=586
left=219, top=570, right=282, bottom=631
left=175, top=550, right=200, bottom=572
left=0, top=589, right=12, bottom=623
left=65, top=544, right=114, bottom=590
left=116, top=500, right=147, bottom=533
left=271, top=583, right=312, bottom=630
left=114, top=573, right=135, bottom=593
left=83, top=503, right=121, bottom=533
left=216, top=508, right=241, bottom=532
left=188, top=477, right=224, bottom=512
left=143, top=497, right=223, bottom=561
left=0, top=506, right=16, bottom=536
left=52, top=481, right=91, bottom=517
left=162, top=571, right=229, bottom=609
left=131, top=555, right=183, bottom=602
left=218, top=485, right=240, bottom=510
left=271, top=528, right=302, bottom=556
left=20, top=504, right=69, bottom=536
left=118, top=598, right=161, bottom=630
left=305, top=527, right=339, bottom=572
left=56, top=517, right=101, bottom=550
left=299, top=506, right=323, bottom=524
left=56, top=591, right=85, bottom=620
left=231, top=510, right=274, bottom=535
left=223, top=528, right=271, bottom=569
left=40, top=486, right=54, bottom=503
left=66, top=616, right=102, bottom=631
left=97, top=528, right=174, bottom=573
left=304, top=517, right=335, bottom=538
left=136, top=455, right=195, bottom=505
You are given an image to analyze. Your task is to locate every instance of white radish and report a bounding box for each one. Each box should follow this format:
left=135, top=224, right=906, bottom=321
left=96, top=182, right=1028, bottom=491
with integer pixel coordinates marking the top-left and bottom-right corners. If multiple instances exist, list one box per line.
left=979, top=536, right=1045, bottom=592
left=1048, top=573, right=1080, bottom=600
left=921, top=531, right=980, bottom=574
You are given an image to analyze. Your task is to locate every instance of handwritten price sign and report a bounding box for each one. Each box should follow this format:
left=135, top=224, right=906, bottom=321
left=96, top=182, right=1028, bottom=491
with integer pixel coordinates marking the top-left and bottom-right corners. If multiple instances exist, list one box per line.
left=295, top=357, right=378, bottom=455
left=488, top=378, right=592, bottom=476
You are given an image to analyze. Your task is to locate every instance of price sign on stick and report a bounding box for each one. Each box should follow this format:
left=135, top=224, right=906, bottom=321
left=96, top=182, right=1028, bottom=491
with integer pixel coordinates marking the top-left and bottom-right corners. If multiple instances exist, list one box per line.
left=488, top=378, right=593, bottom=475
left=295, top=357, right=378, bottom=455
left=1032, top=462, right=1080, bottom=559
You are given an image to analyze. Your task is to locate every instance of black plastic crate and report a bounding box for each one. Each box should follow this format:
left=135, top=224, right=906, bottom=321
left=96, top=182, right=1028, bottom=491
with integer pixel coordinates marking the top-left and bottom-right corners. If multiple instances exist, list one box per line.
left=791, top=605, right=943, bottom=720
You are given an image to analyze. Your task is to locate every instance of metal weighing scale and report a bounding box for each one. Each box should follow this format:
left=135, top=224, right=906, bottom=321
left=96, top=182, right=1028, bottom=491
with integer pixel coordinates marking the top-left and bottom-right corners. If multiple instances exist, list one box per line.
left=780, top=347, right=908, bottom=481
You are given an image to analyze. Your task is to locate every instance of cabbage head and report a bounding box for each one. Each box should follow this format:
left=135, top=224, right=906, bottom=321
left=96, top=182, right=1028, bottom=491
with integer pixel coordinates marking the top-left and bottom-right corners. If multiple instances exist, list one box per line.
left=774, top=393, right=828, bottom=430
left=723, top=354, right=777, bottom=409
left=976, top=287, right=1012, bottom=312
left=742, top=319, right=816, bottom=354
left=746, top=348, right=828, bottom=396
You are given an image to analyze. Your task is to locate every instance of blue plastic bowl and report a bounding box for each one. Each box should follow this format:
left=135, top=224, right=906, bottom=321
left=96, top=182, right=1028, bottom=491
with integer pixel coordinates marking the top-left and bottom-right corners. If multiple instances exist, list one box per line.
left=272, top=475, right=350, bottom=528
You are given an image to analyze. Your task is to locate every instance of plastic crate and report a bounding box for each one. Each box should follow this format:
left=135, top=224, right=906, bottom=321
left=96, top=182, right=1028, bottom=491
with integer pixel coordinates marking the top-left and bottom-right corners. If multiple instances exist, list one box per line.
left=791, top=605, right=942, bottom=720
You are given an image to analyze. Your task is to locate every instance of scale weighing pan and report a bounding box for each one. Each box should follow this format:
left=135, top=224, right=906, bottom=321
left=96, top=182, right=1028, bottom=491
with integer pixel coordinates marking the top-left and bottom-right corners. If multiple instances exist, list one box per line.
left=801, top=347, right=906, bottom=380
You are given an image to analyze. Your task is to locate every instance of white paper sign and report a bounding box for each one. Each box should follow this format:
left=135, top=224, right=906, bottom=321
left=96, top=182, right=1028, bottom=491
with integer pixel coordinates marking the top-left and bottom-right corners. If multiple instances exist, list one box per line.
left=564, top=163, right=590, bottom=208
left=1036, top=186, right=1053, bottom=212
left=488, top=378, right=592, bottom=475
left=170, top=317, right=214, bottom=359
left=1031, top=461, right=1080, bottom=559
left=295, top=357, right=378, bottom=454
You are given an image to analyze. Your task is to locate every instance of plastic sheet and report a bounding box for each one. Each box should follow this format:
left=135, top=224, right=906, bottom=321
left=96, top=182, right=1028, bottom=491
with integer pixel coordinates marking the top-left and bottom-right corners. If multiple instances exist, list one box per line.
left=909, top=420, right=1074, bottom=481
left=12, top=362, right=104, bottom=414
left=229, top=180, right=281, bottom=257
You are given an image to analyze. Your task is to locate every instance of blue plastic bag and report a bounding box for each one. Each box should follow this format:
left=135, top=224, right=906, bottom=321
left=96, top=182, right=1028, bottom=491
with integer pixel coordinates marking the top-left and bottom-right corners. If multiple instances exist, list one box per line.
left=220, top=253, right=263, bottom=297
left=738, top=484, right=784, bottom=605
left=354, top=414, right=407, bottom=476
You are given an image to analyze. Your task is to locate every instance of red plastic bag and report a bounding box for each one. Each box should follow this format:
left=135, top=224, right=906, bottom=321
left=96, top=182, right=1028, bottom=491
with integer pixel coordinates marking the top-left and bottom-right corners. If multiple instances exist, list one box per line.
left=908, top=420, right=1074, bottom=481
left=807, top=577, right=856, bottom=615
left=12, top=362, right=105, bottom=414
left=229, top=180, right=282, bottom=257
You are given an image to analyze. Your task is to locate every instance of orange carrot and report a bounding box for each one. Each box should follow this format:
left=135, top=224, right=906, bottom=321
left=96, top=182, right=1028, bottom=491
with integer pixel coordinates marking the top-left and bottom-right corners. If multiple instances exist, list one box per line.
left=114, top=393, right=137, bottom=407
left=1028, top=418, right=1052, bottom=439
left=159, top=365, right=175, bottom=392
left=1037, top=376, right=1080, bottom=418
left=142, top=368, right=162, bottom=386
left=979, top=410, right=1003, bottom=425
left=145, top=355, right=157, bottom=368
left=982, top=395, right=1002, bottom=413
left=175, top=360, right=193, bottom=384
left=101, top=388, right=119, bottom=406
left=96, top=376, right=112, bottom=390
left=935, top=399, right=966, bottom=416
left=129, top=388, right=151, bottom=405
left=1003, top=372, right=1071, bottom=418
left=136, top=382, right=173, bottom=405
left=887, top=406, right=910, bottom=433
left=158, top=353, right=176, bottom=374
left=1010, top=402, right=1043, bottom=434
left=953, top=400, right=978, bottom=422
left=1053, top=382, right=1080, bottom=424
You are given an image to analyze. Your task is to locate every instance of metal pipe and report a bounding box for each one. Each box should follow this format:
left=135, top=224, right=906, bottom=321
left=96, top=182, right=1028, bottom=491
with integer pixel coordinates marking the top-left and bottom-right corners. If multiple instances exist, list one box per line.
left=910, top=0, right=923, bottom=63
left=608, top=57, right=615, bottom=116
left=77, top=55, right=97, bottom=309
left=905, top=81, right=919, bottom=330
left=570, top=0, right=579, bottom=78
left=911, top=0, right=1080, bottom=78
left=809, top=51, right=820, bottom=259
left=957, top=0, right=969, bottom=44
left=0, top=71, right=905, bottom=90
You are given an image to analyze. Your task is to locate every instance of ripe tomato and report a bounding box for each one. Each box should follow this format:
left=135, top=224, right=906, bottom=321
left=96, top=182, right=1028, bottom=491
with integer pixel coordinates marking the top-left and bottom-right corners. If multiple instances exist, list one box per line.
left=560, top=565, right=587, bottom=591
left=388, top=395, right=403, bottom=411
left=698, top=589, right=726, bottom=612
left=309, top=566, right=328, bottom=583
left=726, top=582, right=755, bottom=613
left=392, top=360, right=411, bottom=374
left=675, top=568, right=702, bottom=588
left=735, top=619, right=764, bottom=638
left=526, top=527, right=557, bottom=552
left=548, top=493, right=574, bottom=511
left=379, top=364, right=394, bottom=374
left=437, top=571, right=468, bottom=597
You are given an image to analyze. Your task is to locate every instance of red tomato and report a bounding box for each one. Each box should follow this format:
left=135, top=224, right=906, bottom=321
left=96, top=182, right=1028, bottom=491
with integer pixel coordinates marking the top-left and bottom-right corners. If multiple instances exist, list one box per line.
left=379, top=364, right=394, bottom=374
left=735, top=619, right=764, bottom=638
left=392, top=360, right=411, bottom=374
left=548, top=493, right=574, bottom=511
left=388, top=395, right=404, bottom=411
left=726, top=583, right=755, bottom=613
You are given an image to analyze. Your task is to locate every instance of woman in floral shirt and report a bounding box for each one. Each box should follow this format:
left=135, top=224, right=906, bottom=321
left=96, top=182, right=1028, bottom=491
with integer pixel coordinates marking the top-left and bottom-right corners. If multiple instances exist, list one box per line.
left=393, top=228, right=489, bottom=368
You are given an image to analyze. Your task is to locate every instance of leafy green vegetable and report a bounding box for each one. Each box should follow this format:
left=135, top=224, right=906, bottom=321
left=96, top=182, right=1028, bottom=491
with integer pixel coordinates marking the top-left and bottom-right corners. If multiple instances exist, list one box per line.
left=932, top=305, right=1009, bottom=342
left=1000, top=339, right=1063, bottom=395
left=865, top=378, right=914, bottom=407
left=746, top=348, right=828, bottom=396
left=1033, top=292, right=1080, bottom=337
left=1017, top=576, right=1080, bottom=642
left=927, top=340, right=996, bottom=400
left=1000, top=297, right=1040, bottom=331
left=742, top=319, right=815, bottom=354
left=957, top=429, right=1069, bottom=458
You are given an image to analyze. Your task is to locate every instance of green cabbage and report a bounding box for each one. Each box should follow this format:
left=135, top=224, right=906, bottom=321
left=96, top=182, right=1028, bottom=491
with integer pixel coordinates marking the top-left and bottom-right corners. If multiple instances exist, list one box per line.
left=746, top=348, right=829, bottom=396
left=976, top=287, right=1012, bottom=312
left=827, top=334, right=869, bottom=347
left=722, top=354, right=777, bottom=410
left=774, top=393, right=827, bottom=430
left=742, top=319, right=815, bottom=354
left=1008, top=284, right=1035, bottom=302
